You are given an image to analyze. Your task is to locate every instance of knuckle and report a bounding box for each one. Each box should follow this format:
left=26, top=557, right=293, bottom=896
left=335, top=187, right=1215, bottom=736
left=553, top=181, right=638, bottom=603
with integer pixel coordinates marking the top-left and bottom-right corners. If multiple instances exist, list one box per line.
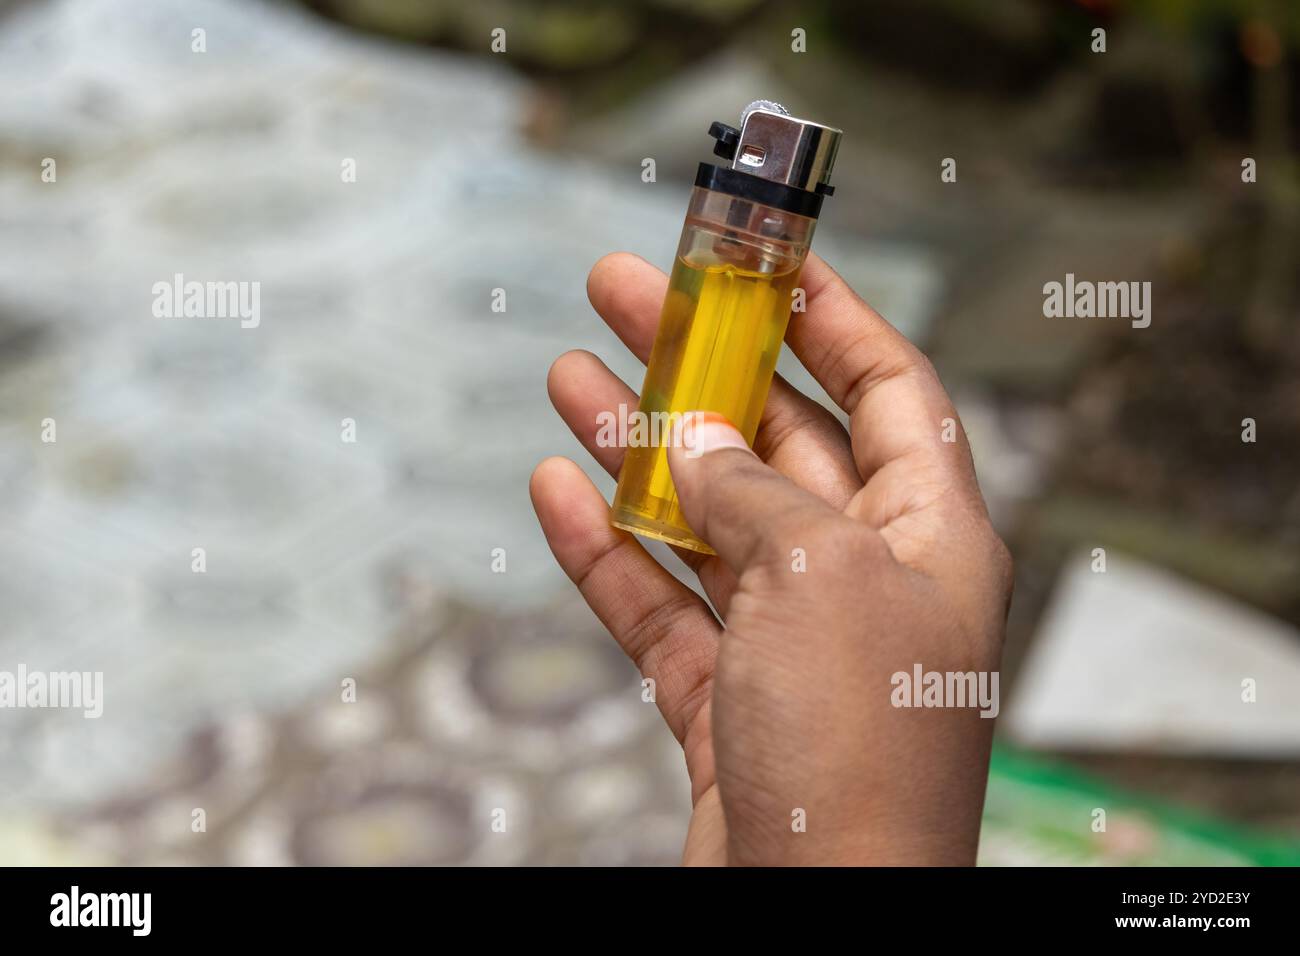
left=914, top=349, right=941, bottom=382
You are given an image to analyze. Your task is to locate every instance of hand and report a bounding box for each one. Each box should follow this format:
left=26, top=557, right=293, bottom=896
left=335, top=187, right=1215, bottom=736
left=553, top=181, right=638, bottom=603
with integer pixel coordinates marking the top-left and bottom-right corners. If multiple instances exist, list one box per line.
left=530, top=252, right=1013, bottom=865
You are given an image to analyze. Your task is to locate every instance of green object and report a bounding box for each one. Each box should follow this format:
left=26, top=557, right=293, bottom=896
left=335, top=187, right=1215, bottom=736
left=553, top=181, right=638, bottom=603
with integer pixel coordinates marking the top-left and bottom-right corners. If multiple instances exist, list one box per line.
left=979, top=746, right=1300, bottom=866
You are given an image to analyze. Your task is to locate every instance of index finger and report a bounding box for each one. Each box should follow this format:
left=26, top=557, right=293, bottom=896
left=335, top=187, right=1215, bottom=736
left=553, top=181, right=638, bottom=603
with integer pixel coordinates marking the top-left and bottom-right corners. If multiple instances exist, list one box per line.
left=786, top=253, right=974, bottom=486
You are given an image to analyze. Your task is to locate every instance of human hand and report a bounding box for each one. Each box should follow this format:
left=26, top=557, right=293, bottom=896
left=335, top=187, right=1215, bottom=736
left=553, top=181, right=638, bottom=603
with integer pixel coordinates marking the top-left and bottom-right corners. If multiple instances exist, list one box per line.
left=530, top=252, right=1013, bottom=865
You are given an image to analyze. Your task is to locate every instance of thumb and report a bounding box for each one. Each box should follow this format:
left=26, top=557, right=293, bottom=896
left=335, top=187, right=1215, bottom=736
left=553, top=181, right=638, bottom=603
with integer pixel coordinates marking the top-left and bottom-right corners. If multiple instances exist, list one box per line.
left=667, top=412, right=841, bottom=572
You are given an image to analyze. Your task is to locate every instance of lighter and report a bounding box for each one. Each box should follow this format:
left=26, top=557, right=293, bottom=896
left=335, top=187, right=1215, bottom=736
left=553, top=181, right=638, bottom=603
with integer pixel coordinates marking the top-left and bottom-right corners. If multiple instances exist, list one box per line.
left=610, top=100, right=842, bottom=554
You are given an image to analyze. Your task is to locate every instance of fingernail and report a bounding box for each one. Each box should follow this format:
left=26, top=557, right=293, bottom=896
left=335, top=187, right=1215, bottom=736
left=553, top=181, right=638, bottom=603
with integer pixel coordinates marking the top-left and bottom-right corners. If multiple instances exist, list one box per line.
left=677, top=412, right=750, bottom=459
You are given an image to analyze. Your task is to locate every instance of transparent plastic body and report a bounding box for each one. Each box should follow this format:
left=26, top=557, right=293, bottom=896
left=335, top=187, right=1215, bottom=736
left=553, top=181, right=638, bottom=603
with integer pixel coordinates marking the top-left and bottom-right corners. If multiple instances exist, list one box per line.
left=611, top=186, right=817, bottom=553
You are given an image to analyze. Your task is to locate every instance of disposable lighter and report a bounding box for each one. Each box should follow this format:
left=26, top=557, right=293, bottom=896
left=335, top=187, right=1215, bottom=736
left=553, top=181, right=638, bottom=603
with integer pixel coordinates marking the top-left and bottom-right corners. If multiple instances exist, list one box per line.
left=610, top=100, right=842, bottom=554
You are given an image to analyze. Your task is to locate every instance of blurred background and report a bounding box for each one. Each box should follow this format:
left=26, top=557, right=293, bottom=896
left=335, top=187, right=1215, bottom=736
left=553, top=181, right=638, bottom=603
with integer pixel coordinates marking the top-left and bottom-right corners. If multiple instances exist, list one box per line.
left=0, top=0, right=1297, bottom=865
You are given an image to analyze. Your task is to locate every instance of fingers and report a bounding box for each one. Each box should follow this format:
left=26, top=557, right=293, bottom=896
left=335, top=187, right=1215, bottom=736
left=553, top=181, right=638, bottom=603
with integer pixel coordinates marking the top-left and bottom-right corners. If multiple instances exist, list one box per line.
left=544, top=349, right=750, bottom=621
left=529, top=457, right=719, bottom=746
left=585, top=253, right=861, bottom=508
left=585, top=252, right=667, bottom=360
left=546, top=349, right=636, bottom=478
left=789, top=254, right=978, bottom=490
left=542, top=349, right=706, bottom=566
left=787, top=253, right=935, bottom=413
left=752, top=374, right=860, bottom=509
left=666, top=414, right=873, bottom=574
left=547, top=346, right=859, bottom=512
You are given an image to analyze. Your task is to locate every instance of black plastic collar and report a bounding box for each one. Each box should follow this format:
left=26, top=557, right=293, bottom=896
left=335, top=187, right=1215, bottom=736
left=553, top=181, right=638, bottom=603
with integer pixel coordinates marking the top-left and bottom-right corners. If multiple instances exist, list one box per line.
left=694, top=163, right=826, bottom=219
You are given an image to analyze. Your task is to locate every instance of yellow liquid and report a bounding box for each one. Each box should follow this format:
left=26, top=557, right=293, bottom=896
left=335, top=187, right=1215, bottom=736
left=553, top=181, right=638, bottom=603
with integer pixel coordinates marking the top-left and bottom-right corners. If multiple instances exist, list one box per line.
left=611, top=253, right=802, bottom=553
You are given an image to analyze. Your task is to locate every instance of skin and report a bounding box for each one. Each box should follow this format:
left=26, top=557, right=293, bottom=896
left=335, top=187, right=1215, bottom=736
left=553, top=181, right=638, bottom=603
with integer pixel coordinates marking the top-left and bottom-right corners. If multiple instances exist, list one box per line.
left=530, top=252, right=1014, bottom=866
